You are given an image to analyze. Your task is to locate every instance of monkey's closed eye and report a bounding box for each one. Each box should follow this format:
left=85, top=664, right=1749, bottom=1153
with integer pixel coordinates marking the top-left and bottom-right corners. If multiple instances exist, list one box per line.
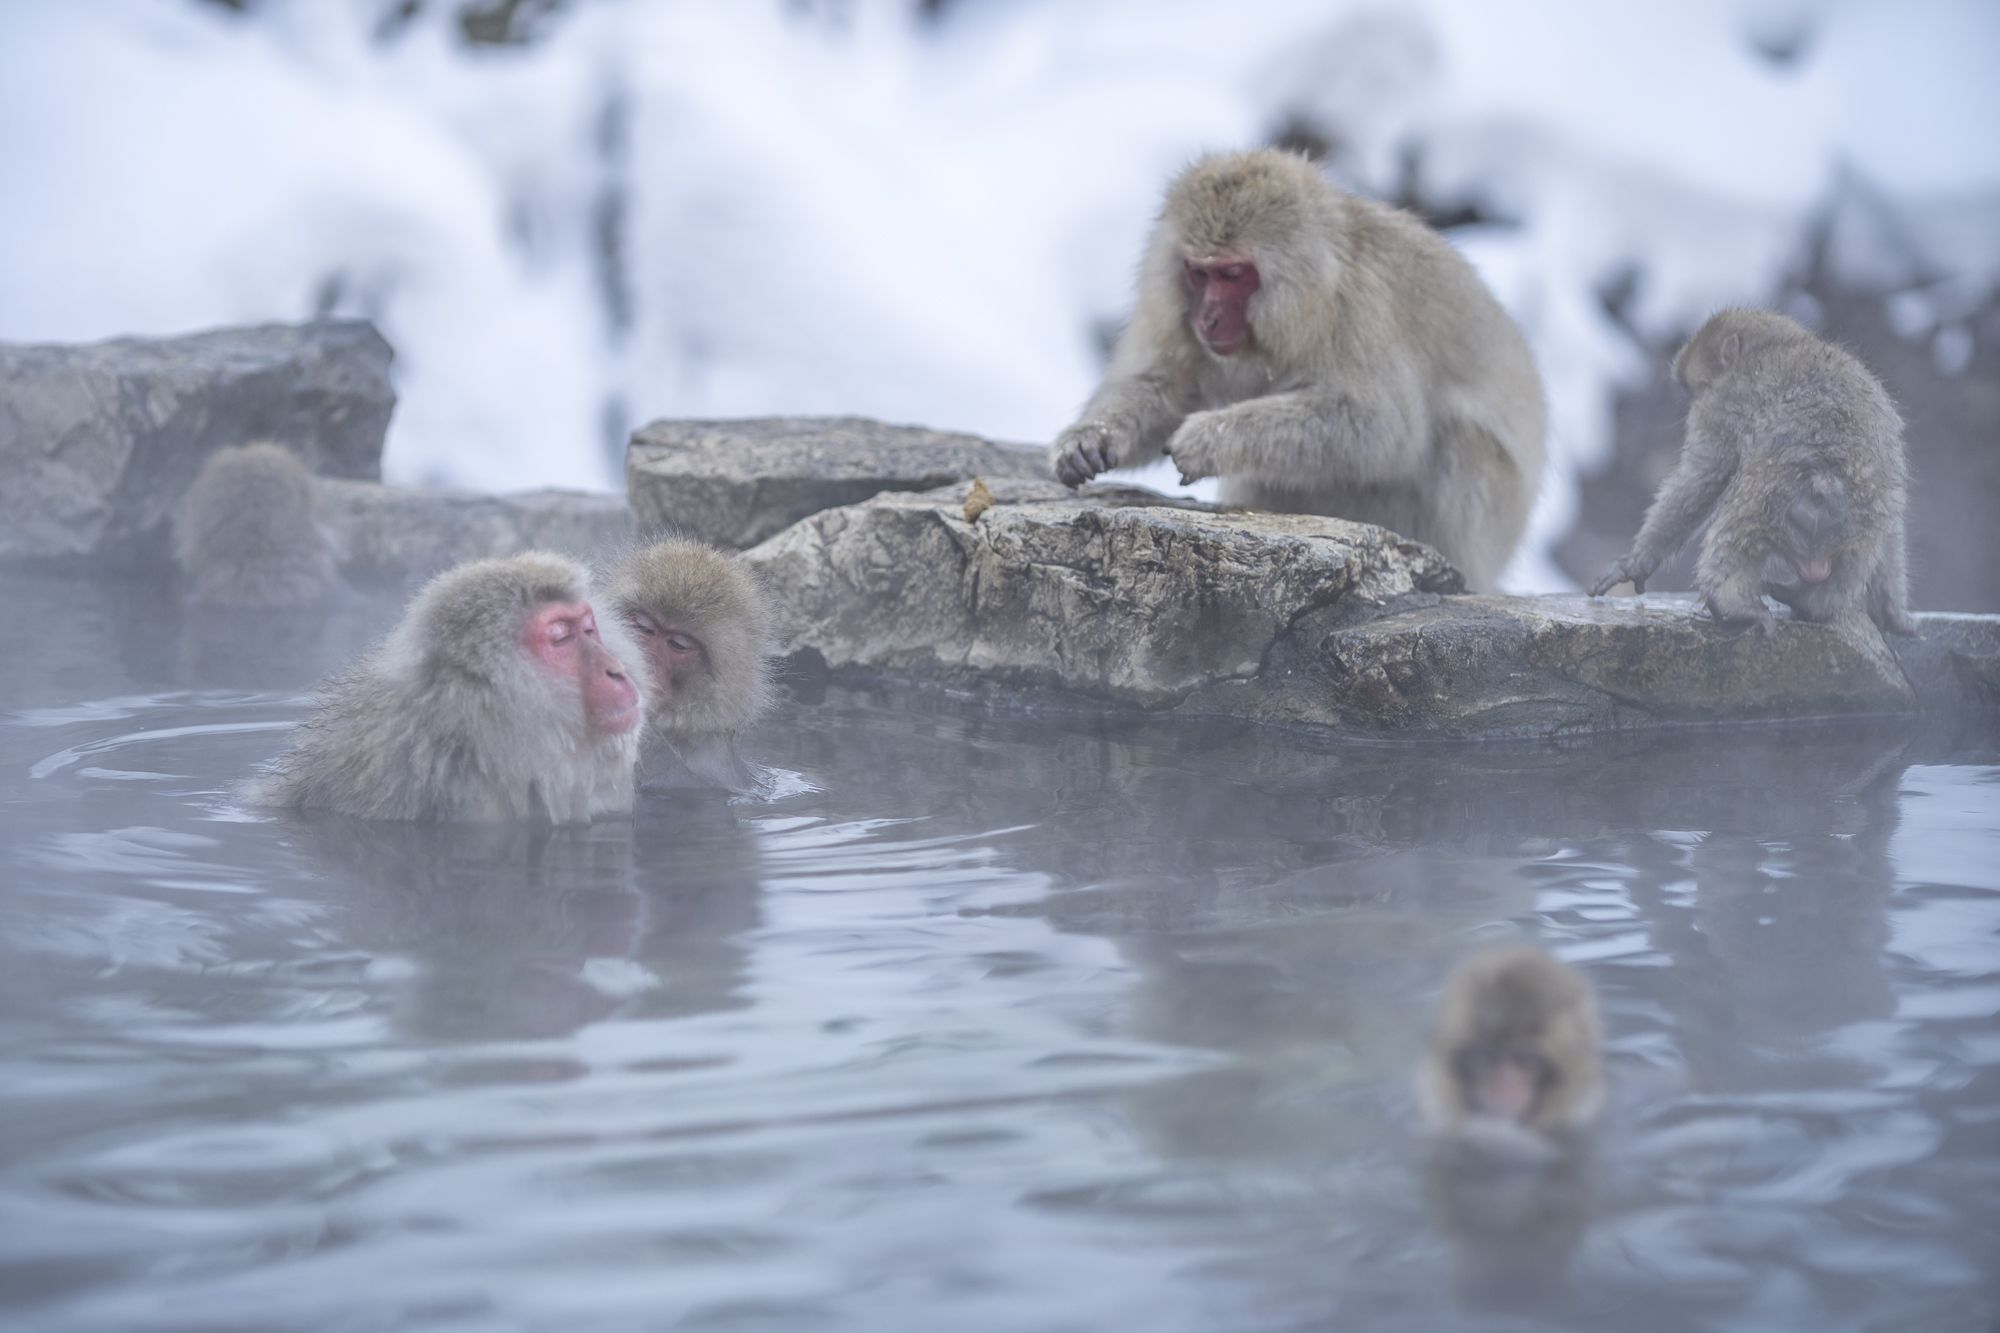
left=665, top=633, right=700, bottom=655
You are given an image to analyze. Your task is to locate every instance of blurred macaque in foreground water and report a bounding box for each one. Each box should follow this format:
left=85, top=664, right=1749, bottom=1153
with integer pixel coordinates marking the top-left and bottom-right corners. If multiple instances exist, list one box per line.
left=1420, top=946, right=1603, bottom=1305
left=1419, top=946, right=1603, bottom=1153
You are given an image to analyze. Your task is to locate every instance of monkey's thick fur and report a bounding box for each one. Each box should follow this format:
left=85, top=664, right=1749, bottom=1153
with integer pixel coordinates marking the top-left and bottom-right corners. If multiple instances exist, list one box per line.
left=174, top=443, right=339, bottom=607
left=1419, top=946, right=1603, bottom=1145
left=603, top=538, right=775, bottom=790
left=1593, top=309, right=1912, bottom=637
left=248, top=553, right=644, bottom=822
left=1052, top=148, right=1546, bottom=590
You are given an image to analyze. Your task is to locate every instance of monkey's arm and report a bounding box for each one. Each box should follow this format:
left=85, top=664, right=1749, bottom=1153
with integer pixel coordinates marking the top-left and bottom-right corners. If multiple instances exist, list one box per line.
left=1053, top=369, right=1193, bottom=487
left=1589, top=442, right=1736, bottom=596
left=1163, top=389, right=1422, bottom=488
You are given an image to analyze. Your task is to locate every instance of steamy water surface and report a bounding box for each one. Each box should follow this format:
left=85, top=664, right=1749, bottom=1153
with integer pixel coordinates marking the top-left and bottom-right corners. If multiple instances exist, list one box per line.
left=1, top=573, right=1996, bottom=1332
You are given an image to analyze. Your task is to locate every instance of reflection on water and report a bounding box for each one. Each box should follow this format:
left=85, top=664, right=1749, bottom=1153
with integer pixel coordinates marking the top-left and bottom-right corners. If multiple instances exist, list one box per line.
left=1, top=574, right=1996, bottom=1331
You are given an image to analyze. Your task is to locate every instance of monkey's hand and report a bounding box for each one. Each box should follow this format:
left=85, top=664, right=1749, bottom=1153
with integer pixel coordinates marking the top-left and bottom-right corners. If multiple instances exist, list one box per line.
left=1165, top=412, right=1226, bottom=486
left=1588, top=555, right=1649, bottom=597
left=1052, top=421, right=1123, bottom=488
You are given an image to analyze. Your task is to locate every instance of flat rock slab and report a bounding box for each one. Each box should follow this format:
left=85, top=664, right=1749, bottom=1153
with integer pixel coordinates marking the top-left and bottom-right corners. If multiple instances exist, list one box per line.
left=627, top=416, right=1046, bottom=550
left=0, top=321, right=394, bottom=567
left=747, top=485, right=1999, bottom=736
left=317, top=480, right=633, bottom=588
left=745, top=482, right=1463, bottom=708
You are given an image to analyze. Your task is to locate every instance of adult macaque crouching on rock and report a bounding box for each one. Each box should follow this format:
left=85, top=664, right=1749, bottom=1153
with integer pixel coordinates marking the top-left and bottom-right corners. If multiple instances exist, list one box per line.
left=1052, top=148, right=1546, bottom=590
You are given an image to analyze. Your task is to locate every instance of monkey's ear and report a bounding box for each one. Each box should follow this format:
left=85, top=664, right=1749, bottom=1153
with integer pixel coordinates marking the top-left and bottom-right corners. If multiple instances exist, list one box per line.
left=1718, top=332, right=1741, bottom=369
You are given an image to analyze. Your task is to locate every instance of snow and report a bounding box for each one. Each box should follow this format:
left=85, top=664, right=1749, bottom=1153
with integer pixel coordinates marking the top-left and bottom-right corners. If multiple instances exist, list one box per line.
left=1, top=0, right=1994, bottom=587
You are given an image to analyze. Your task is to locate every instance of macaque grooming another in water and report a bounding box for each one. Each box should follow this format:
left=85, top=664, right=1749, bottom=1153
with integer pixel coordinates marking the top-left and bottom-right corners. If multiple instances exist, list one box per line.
left=248, top=553, right=644, bottom=822
left=175, top=443, right=339, bottom=607
left=603, top=539, right=775, bottom=790
left=1590, top=309, right=1913, bottom=638
left=1051, top=148, right=1545, bottom=590
left=1420, top=947, right=1602, bottom=1155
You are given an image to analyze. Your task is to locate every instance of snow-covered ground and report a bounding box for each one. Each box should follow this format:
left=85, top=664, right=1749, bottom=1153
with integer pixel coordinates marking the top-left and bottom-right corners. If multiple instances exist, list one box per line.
left=3, top=0, right=1995, bottom=589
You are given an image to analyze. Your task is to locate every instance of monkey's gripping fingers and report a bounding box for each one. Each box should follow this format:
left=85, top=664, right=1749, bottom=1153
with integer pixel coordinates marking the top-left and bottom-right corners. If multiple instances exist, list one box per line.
left=1165, top=413, right=1224, bottom=486
left=1052, top=422, right=1119, bottom=489
left=1588, top=556, right=1648, bottom=598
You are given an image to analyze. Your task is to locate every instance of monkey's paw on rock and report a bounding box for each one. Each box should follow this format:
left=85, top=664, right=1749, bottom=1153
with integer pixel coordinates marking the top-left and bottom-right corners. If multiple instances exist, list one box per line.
left=743, top=483, right=2000, bottom=738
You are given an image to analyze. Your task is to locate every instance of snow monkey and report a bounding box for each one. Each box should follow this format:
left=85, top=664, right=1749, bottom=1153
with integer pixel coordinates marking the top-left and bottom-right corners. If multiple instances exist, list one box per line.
left=1419, top=947, right=1603, bottom=1155
left=1591, top=308, right=1913, bottom=638
left=174, top=443, right=339, bottom=607
left=1051, top=148, right=1546, bottom=590
left=603, top=538, right=776, bottom=791
left=248, top=553, right=645, bottom=822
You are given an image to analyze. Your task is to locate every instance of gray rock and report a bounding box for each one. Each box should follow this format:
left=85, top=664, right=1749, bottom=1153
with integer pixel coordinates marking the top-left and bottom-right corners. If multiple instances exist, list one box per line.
left=745, top=482, right=1463, bottom=708
left=316, top=480, right=633, bottom=588
left=626, top=416, right=1047, bottom=550
left=745, top=484, right=2000, bottom=735
left=0, top=321, right=394, bottom=567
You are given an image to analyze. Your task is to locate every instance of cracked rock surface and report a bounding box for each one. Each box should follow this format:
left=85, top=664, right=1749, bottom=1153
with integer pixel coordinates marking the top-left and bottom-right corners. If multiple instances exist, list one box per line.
left=746, top=481, right=1999, bottom=736
left=627, top=416, right=1046, bottom=550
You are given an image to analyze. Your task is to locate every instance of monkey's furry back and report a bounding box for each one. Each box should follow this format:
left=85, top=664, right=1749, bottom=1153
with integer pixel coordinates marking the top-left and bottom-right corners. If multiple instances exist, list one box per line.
left=174, top=443, right=339, bottom=607
left=246, top=553, right=641, bottom=822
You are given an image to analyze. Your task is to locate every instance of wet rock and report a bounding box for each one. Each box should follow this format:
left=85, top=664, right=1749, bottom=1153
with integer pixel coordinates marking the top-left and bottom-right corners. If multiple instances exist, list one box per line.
left=0, top=321, right=394, bottom=567
left=1290, top=594, right=1917, bottom=737
left=626, top=416, right=1046, bottom=550
left=746, top=484, right=2000, bottom=736
left=316, top=480, right=633, bottom=588
left=744, top=481, right=1463, bottom=708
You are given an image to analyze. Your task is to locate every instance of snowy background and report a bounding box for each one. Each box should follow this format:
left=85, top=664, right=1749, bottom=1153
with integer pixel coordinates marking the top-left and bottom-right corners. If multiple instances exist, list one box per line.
left=2, top=0, right=1995, bottom=591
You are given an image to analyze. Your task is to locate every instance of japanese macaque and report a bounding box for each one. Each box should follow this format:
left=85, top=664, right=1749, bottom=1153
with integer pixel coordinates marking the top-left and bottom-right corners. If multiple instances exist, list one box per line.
left=1590, top=309, right=1913, bottom=637
left=1051, top=148, right=1545, bottom=590
left=1420, top=947, right=1603, bottom=1155
left=248, top=552, right=645, bottom=822
left=174, top=443, right=339, bottom=607
left=602, top=539, right=775, bottom=791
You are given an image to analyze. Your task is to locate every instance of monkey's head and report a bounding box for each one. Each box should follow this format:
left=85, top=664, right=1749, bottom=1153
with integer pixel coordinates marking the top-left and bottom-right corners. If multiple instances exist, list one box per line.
left=606, top=539, right=774, bottom=736
left=405, top=552, right=643, bottom=743
left=1426, top=947, right=1603, bottom=1140
left=1673, top=307, right=1814, bottom=393
left=1162, top=149, right=1335, bottom=361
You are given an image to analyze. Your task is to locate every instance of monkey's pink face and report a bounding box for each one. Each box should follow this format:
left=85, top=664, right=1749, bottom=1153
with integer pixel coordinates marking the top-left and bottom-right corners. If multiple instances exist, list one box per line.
left=1184, top=254, right=1261, bottom=356
left=625, top=610, right=706, bottom=706
left=1456, top=1047, right=1552, bottom=1123
left=524, top=600, right=642, bottom=737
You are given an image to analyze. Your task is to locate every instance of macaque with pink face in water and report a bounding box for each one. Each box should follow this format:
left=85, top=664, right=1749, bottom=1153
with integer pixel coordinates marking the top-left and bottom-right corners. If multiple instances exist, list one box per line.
left=1419, top=947, right=1603, bottom=1159
left=602, top=538, right=776, bottom=792
left=248, top=552, right=645, bottom=822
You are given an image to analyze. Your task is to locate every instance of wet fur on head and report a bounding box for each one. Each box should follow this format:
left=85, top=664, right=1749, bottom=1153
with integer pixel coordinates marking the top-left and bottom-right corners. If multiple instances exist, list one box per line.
left=1420, top=946, right=1603, bottom=1140
left=174, top=443, right=338, bottom=607
left=1158, top=149, right=1345, bottom=365
left=246, top=551, right=643, bottom=822
left=602, top=538, right=775, bottom=737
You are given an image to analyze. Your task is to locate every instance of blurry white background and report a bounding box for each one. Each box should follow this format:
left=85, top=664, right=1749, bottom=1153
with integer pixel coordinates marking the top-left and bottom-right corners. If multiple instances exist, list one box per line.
left=2, top=0, right=1995, bottom=592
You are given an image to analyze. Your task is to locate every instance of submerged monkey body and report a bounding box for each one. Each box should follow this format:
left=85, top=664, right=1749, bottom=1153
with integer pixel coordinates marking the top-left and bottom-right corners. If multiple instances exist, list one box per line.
left=249, top=553, right=644, bottom=823
left=1593, top=309, right=1912, bottom=637
left=1054, top=149, right=1545, bottom=589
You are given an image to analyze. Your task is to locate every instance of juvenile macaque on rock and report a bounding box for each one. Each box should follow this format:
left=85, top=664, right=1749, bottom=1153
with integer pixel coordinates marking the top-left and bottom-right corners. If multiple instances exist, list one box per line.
left=1591, top=309, right=1913, bottom=638
left=174, top=443, right=340, bottom=607
left=1051, top=148, right=1546, bottom=590
left=1419, top=946, right=1603, bottom=1157
left=603, top=538, right=775, bottom=791
left=248, top=552, right=645, bottom=822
